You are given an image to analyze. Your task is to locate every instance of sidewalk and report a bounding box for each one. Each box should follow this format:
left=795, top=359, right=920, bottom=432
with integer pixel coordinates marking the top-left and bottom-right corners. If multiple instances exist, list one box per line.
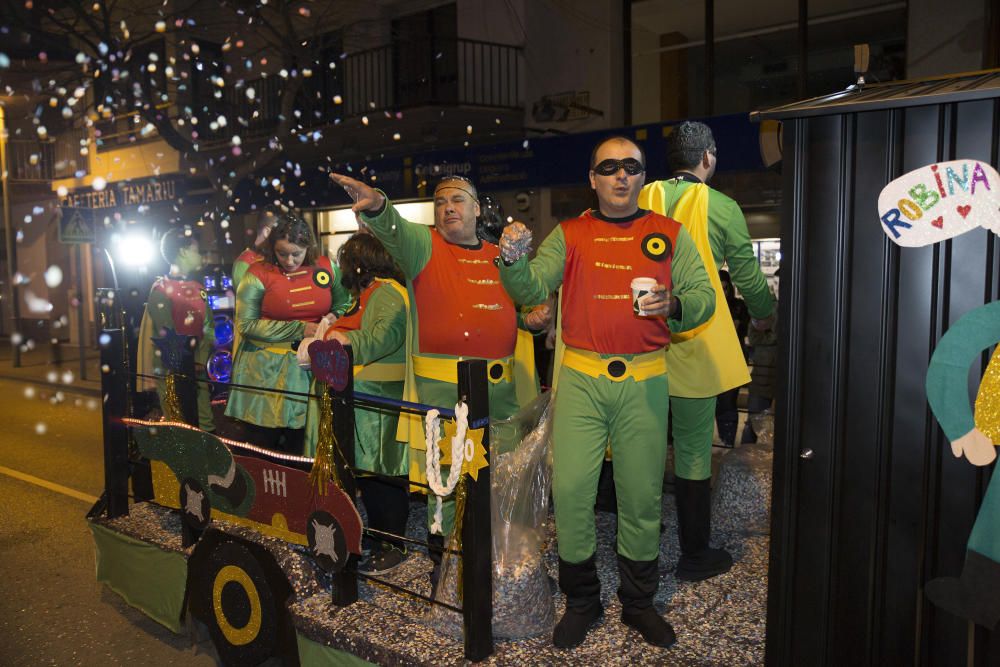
left=0, top=338, right=102, bottom=396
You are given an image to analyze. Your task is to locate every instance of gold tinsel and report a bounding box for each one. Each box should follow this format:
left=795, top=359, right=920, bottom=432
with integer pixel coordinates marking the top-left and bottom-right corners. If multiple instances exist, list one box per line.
left=309, top=384, right=342, bottom=495
left=974, top=345, right=1000, bottom=443
left=452, top=476, right=468, bottom=601
left=162, top=374, right=185, bottom=422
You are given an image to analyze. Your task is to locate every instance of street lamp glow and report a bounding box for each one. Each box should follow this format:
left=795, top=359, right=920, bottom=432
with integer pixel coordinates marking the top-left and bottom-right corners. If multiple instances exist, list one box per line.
left=115, top=233, right=155, bottom=267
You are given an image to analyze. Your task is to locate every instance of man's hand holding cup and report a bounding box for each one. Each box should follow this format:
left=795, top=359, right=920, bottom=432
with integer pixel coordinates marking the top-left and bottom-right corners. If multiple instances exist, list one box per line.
left=632, top=277, right=675, bottom=319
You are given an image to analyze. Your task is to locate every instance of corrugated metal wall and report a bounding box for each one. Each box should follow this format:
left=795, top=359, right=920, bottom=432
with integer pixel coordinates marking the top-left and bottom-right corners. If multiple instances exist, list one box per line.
left=767, top=98, right=1000, bottom=665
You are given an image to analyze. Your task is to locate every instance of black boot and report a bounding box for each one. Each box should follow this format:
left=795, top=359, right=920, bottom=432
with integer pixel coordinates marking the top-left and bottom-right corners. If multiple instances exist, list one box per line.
left=716, top=418, right=738, bottom=448
left=553, top=555, right=604, bottom=649
left=925, top=550, right=1000, bottom=629
left=674, top=477, right=732, bottom=581
left=617, top=554, right=676, bottom=648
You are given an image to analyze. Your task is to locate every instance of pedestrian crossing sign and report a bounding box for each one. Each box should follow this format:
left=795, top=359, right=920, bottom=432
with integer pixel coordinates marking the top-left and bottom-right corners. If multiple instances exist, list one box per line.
left=59, top=208, right=96, bottom=244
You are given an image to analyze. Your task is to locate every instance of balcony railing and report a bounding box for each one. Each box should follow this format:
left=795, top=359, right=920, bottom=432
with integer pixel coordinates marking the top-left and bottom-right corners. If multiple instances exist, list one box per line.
left=6, top=129, right=89, bottom=182
left=342, top=37, right=523, bottom=116
left=195, top=37, right=523, bottom=141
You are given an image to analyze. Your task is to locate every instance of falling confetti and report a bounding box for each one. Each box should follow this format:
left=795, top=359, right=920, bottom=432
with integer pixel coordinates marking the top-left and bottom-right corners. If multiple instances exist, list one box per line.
left=44, top=265, right=63, bottom=288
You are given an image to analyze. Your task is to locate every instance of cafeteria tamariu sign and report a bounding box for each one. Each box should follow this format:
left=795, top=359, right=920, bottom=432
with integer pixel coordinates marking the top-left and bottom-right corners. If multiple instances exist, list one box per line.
left=878, top=160, right=1000, bottom=247
left=59, top=176, right=185, bottom=211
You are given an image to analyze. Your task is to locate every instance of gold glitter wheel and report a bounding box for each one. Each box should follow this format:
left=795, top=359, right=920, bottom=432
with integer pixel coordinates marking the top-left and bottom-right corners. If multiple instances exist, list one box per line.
left=190, top=537, right=289, bottom=666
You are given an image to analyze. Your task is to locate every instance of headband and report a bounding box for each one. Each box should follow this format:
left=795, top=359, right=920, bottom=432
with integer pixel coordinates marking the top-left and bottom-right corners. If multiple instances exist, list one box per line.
left=433, top=182, right=478, bottom=202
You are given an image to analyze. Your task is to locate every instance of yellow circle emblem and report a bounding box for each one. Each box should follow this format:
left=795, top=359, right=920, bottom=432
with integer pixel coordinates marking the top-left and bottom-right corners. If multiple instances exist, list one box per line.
left=313, top=268, right=332, bottom=287
left=212, top=565, right=262, bottom=646
left=642, top=233, right=671, bottom=261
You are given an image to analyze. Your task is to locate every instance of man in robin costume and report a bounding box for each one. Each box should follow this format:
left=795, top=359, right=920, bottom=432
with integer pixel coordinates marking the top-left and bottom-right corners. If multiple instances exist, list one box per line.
left=497, top=136, right=715, bottom=649
left=142, top=227, right=216, bottom=431
left=329, top=171, right=542, bottom=588
left=639, top=121, right=775, bottom=582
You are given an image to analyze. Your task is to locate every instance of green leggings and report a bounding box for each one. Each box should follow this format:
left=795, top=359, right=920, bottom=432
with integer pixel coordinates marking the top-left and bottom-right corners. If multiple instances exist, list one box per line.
left=553, top=366, right=669, bottom=562
left=670, top=394, right=716, bottom=481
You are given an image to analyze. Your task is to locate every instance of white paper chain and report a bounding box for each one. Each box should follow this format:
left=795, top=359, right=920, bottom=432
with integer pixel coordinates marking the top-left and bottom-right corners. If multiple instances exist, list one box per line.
left=424, top=401, right=472, bottom=535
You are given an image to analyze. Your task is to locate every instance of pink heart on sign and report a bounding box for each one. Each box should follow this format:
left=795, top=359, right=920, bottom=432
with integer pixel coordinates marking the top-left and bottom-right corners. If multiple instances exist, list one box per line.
left=957, top=205, right=972, bottom=218
left=309, top=338, right=350, bottom=391
left=931, top=216, right=944, bottom=228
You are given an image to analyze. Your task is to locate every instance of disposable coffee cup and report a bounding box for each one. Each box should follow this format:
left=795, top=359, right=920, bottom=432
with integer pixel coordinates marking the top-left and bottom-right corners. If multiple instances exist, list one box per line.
left=631, top=277, right=657, bottom=316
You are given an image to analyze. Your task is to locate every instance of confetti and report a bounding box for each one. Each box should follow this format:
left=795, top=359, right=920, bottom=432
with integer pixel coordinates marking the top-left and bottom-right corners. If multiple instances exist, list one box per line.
left=44, top=265, right=63, bottom=288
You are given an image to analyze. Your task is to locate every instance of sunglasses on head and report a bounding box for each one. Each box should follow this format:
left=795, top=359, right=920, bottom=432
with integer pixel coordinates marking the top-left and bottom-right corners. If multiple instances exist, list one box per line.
left=592, top=158, right=645, bottom=176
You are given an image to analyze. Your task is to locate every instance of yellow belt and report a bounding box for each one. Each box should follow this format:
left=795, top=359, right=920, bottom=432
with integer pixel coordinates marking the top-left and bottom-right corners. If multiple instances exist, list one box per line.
left=354, top=362, right=405, bottom=382
left=263, top=344, right=295, bottom=355
left=413, top=354, right=513, bottom=385
left=562, top=346, right=667, bottom=382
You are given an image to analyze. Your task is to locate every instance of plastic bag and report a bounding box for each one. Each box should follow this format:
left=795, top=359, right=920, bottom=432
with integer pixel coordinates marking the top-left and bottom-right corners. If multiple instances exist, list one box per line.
left=428, top=391, right=555, bottom=640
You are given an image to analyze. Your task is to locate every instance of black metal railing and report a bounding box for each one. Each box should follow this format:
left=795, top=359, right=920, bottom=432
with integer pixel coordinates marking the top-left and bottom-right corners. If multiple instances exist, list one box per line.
left=341, top=37, right=522, bottom=114
left=7, top=129, right=88, bottom=182
left=190, top=37, right=521, bottom=138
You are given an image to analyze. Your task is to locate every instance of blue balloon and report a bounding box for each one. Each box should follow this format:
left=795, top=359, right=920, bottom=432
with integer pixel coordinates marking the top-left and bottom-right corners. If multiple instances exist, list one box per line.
left=207, top=350, right=233, bottom=383
left=213, top=315, right=234, bottom=347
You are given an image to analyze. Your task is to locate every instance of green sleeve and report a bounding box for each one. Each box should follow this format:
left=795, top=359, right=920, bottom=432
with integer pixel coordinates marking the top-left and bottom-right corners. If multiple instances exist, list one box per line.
left=669, top=225, right=716, bottom=332
left=926, top=301, right=1000, bottom=441
left=360, top=194, right=432, bottom=280
left=328, top=262, right=353, bottom=316
left=231, top=258, right=250, bottom=291
left=343, top=285, right=406, bottom=365
left=146, top=286, right=174, bottom=333
left=499, top=225, right=566, bottom=306
left=716, top=195, right=775, bottom=319
left=235, top=272, right=305, bottom=343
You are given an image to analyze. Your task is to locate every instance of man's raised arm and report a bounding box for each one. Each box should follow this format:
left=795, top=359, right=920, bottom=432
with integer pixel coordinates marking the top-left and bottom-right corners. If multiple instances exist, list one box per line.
left=330, top=173, right=431, bottom=280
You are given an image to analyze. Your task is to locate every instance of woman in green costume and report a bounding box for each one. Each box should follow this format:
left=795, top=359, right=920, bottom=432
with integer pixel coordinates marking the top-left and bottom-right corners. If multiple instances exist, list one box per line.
left=301, top=232, right=410, bottom=574
left=224, top=215, right=351, bottom=454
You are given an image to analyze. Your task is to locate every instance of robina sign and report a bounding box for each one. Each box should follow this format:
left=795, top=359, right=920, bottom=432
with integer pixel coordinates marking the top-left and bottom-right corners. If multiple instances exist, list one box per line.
left=878, top=160, right=1000, bottom=247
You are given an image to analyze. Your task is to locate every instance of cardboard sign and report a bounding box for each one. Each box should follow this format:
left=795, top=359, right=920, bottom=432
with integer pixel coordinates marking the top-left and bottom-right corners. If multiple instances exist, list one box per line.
left=878, top=160, right=1000, bottom=246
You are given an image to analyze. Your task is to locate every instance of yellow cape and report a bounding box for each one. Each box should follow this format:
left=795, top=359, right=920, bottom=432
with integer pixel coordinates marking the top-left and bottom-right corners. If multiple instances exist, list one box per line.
left=639, top=181, right=750, bottom=397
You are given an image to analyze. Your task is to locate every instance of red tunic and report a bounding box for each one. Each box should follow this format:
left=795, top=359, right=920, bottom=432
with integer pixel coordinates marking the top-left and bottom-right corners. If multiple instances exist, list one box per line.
left=328, top=283, right=374, bottom=335
left=560, top=210, right=680, bottom=355
left=151, top=276, right=207, bottom=337
left=411, top=231, right=517, bottom=359
left=248, top=256, right=335, bottom=323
